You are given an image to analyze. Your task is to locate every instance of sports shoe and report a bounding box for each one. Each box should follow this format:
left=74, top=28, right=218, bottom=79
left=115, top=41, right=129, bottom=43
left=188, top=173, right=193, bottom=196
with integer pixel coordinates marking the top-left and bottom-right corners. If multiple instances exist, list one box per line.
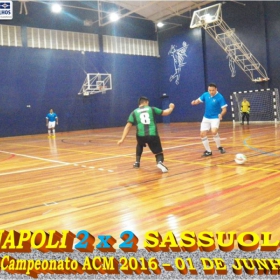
left=202, top=151, right=212, bottom=157
left=157, top=161, right=168, bottom=173
left=218, top=147, right=226, bottom=154
left=52, top=135, right=56, bottom=138
left=133, top=162, right=140, bottom=168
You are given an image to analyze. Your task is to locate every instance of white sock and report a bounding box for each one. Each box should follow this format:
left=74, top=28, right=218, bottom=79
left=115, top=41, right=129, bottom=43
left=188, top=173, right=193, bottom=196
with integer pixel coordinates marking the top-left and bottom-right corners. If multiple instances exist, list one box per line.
left=202, top=137, right=211, bottom=152
left=48, top=130, right=51, bottom=135
left=213, top=133, right=221, bottom=148
left=52, top=129, right=55, bottom=135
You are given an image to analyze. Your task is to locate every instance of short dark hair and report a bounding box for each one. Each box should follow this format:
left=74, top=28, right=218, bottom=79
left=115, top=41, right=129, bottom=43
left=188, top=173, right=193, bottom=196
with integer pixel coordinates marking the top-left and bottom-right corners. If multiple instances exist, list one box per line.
left=138, top=96, right=149, bottom=105
left=208, top=83, right=217, bottom=88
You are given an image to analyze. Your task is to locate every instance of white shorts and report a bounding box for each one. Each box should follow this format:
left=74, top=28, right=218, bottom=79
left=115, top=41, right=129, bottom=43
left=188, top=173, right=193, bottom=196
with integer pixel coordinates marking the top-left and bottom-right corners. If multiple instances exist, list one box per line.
left=48, top=121, right=56, bottom=129
left=200, top=117, right=220, bottom=131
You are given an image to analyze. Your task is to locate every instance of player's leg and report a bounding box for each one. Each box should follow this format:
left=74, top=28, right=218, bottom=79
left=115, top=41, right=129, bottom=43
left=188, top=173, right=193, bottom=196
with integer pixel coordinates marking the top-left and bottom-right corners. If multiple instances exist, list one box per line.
left=200, top=118, right=212, bottom=156
left=134, top=144, right=143, bottom=168
left=148, top=136, right=168, bottom=173
left=211, top=119, right=225, bottom=154
left=133, top=136, right=145, bottom=168
left=246, top=113, right=249, bottom=125
left=241, top=113, right=245, bottom=125
left=48, top=122, right=52, bottom=137
left=52, top=124, right=56, bottom=137
left=48, top=122, right=55, bottom=137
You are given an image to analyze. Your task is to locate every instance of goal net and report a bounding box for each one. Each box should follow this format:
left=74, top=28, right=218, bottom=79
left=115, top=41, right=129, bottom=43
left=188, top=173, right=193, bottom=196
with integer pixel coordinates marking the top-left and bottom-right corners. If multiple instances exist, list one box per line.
left=230, top=88, right=280, bottom=124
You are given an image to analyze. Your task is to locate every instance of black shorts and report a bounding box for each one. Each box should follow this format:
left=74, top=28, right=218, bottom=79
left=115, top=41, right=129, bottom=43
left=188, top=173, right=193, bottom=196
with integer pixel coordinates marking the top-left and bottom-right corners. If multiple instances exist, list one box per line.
left=136, top=135, right=163, bottom=155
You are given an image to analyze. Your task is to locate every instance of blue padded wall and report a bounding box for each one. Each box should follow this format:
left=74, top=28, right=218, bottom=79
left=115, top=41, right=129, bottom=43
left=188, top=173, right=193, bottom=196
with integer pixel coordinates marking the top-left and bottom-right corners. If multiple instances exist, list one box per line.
left=158, top=1, right=278, bottom=122
left=158, top=27, right=206, bottom=122
left=204, top=1, right=270, bottom=117
left=1, top=1, right=280, bottom=136
left=0, top=47, right=160, bottom=136
left=0, top=2, right=159, bottom=137
left=263, top=1, right=280, bottom=88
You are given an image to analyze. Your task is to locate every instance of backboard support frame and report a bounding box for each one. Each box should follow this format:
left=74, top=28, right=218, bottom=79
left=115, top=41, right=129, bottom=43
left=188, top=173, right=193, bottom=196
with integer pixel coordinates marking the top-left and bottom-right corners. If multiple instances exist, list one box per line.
left=78, top=73, right=112, bottom=96
left=190, top=3, right=269, bottom=82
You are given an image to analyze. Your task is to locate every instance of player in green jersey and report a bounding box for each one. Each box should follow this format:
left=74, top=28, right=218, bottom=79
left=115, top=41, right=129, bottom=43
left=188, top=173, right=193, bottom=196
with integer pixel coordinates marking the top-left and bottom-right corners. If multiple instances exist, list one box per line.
left=117, top=96, right=175, bottom=173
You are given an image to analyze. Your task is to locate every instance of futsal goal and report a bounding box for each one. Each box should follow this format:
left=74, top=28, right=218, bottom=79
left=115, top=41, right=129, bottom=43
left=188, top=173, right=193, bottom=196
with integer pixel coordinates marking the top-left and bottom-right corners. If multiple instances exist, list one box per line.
left=230, top=88, right=280, bottom=124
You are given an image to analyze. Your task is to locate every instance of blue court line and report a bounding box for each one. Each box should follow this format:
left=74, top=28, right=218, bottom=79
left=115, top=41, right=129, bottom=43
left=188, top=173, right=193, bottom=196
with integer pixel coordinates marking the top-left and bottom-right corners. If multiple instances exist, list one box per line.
left=243, top=136, right=279, bottom=157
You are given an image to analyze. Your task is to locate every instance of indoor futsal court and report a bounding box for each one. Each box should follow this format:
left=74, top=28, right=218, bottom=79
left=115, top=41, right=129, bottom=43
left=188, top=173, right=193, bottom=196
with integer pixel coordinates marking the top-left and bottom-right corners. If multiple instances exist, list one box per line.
left=1, top=0, right=280, bottom=266
left=1, top=122, right=280, bottom=247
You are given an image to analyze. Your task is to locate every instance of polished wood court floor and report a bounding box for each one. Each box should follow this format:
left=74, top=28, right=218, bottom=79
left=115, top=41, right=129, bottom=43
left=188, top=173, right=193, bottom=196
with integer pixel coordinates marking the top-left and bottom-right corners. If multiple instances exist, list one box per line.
left=1, top=122, right=280, bottom=247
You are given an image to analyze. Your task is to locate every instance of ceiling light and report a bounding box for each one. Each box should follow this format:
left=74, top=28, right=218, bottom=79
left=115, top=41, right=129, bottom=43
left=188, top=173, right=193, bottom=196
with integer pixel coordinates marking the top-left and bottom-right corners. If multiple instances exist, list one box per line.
left=109, top=12, right=120, bottom=22
left=157, top=22, right=164, bottom=28
left=51, top=4, right=62, bottom=13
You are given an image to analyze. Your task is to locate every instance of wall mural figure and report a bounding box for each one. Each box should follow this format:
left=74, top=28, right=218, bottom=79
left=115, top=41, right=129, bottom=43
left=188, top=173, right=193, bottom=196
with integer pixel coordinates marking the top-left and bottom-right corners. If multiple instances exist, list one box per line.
left=227, top=54, right=236, bottom=78
left=168, top=41, right=188, bottom=85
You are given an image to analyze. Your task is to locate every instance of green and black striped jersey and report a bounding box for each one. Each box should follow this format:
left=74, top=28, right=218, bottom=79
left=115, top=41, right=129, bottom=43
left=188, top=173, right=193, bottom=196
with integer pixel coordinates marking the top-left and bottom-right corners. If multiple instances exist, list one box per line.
left=128, top=106, right=163, bottom=136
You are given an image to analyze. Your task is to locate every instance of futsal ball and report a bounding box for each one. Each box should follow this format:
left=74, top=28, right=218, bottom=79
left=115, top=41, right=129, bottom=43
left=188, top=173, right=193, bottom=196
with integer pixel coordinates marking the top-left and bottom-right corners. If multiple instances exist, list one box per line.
left=235, top=153, right=247, bottom=164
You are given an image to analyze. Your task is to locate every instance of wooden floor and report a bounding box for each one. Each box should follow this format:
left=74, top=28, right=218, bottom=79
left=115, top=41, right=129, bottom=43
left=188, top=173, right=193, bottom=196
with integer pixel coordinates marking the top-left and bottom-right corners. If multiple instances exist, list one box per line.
left=1, top=122, right=280, bottom=248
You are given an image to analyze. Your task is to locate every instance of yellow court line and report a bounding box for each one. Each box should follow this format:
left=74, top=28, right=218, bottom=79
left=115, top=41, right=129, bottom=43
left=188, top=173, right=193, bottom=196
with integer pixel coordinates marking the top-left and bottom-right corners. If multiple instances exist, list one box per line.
left=165, top=158, right=280, bottom=173
left=215, top=163, right=280, bottom=173
left=109, top=151, right=280, bottom=173
left=2, top=139, right=207, bottom=160
left=4, top=134, right=280, bottom=173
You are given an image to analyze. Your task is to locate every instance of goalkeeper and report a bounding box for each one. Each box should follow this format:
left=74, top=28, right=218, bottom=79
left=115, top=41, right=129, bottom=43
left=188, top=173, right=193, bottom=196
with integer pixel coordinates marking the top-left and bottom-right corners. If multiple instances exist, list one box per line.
left=241, top=98, right=250, bottom=125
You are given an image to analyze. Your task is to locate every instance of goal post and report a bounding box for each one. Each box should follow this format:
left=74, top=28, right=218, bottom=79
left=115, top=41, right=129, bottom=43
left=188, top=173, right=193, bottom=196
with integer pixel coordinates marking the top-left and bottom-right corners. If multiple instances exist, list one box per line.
left=230, top=88, right=280, bottom=124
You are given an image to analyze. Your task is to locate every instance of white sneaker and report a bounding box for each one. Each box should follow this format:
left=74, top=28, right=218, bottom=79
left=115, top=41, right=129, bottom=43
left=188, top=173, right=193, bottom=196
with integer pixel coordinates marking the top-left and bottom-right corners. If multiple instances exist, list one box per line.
left=157, top=161, right=168, bottom=173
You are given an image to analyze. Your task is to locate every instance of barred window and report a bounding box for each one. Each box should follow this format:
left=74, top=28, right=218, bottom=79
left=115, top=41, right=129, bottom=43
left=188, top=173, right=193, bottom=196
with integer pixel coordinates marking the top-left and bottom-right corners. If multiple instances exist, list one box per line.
left=103, top=35, right=159, bottom=57
left=27, top=27, right=100, bottom=52
left=0, top=24, right=22, bottom=47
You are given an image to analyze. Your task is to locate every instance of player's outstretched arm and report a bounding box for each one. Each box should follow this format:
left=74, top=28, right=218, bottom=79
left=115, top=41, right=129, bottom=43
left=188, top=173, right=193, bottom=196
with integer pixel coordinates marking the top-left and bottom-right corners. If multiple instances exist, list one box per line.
left=191, top=99, right=201, bottom=105
left=117, top=122, right=133, bottom=145
left=162, top=103, right=175, bottom=116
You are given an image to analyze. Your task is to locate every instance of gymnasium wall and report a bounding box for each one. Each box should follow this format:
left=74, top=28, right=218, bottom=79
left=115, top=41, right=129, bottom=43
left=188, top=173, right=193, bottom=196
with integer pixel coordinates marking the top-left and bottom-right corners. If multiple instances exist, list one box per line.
left=0, top=46, right=160, bottom=136
left=158, top=1, right=279, bottom=122
left=204, top=2, right=269, bottom=101
left=0, top=1, right=279, bottom=136
left=263, top=1, right=280, bottom=89
left=158, top=27, right=206, bottom=122
left=0, top=2, right=160, bottom=137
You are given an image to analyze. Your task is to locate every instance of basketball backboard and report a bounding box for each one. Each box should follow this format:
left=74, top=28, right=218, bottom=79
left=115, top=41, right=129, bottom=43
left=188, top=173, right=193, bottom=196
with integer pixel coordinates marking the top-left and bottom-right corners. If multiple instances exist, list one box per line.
left=190, top=3, right=222, bottom=29
left=78, top=73, right=112, bottom=96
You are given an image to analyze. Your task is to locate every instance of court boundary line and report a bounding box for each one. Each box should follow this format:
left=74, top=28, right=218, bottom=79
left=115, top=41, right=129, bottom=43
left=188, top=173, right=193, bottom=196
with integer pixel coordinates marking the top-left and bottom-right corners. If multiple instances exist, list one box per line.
left=74, top=140, right=226, bottom=164
left=1, top=162, right=280, bottom=222
left=1, top=124, right=278, bottom=176
left=0, top=150, right=70, bottom=165
left=0, top=165, right=69, bottom=176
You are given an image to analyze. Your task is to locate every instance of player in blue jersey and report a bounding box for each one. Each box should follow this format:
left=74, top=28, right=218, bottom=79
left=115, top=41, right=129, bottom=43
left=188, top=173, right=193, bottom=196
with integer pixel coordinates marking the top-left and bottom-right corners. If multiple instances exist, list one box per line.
left=191, top=83, right=227, bottom=157
left=46, top=109, right=58, bottom=138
